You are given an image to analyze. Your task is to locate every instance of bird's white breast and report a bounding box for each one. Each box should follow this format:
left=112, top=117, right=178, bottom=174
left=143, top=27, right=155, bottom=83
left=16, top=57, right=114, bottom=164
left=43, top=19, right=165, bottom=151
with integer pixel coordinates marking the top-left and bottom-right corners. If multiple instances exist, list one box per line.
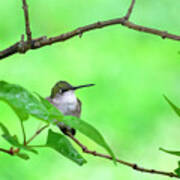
left=52, top=90, right=78, bottom=115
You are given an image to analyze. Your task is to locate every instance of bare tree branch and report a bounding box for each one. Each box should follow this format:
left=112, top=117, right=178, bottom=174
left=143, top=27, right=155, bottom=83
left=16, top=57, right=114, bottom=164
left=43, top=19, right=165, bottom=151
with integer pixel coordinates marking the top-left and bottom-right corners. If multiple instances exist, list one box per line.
left=67, top=134, right=179, bottom=179
left=0, top=17, right=180, bottom=60
left=124, top=0, right=136, bottom=20
left=22, top=0, right=32, bottom=42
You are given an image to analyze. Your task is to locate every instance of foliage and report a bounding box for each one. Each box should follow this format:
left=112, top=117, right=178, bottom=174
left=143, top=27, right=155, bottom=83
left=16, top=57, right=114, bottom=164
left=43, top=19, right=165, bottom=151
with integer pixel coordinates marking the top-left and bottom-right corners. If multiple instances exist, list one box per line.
left=160, top=96, right=180, bottom=177
left=0, top=81, right=116, bottom=165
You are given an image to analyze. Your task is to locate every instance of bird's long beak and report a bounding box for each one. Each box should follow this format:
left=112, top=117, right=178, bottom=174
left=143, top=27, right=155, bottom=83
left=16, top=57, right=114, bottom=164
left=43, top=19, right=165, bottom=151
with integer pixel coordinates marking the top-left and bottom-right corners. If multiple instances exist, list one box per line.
left=72, top=84, right=95, bottom=90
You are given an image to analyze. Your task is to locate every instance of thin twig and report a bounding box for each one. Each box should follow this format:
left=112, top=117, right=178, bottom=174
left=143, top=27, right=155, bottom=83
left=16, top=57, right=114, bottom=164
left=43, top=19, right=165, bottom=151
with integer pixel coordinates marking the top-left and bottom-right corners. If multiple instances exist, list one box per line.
left=124, top=0, right=135, bottom=20
left=26, top=124, right=49, bottom=145
left=0, top=124, right=49, bottom=156
left=20, top=120, right=26, bottom=145
left=22, top=0, right=32, bottom=42
left=0, top=148, right=13, bottom=155
left=68, top=134, right=179, bottom=179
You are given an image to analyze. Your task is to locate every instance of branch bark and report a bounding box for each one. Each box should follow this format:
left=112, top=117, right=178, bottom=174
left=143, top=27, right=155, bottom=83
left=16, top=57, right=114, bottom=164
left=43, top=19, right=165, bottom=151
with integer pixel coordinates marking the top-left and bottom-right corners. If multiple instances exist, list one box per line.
left=22, top=0, right=32, bottom=42
left=67, top=134, right=179, bottom=179
left=0, top=0, right=180, bottom=60
left=124, top=0, right=136, bottom=20
left=0, top=148, right=14, bottom=155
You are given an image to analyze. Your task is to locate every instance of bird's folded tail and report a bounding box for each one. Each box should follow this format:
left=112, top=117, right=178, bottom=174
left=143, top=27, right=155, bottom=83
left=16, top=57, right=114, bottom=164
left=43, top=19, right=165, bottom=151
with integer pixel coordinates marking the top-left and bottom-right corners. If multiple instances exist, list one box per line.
left=57, top=122, right=76, bottom=136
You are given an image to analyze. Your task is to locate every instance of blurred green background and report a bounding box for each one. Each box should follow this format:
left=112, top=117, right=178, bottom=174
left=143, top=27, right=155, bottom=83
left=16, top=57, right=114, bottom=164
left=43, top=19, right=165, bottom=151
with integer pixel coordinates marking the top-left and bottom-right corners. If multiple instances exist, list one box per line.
left=0, top=0, right=180, bottom=179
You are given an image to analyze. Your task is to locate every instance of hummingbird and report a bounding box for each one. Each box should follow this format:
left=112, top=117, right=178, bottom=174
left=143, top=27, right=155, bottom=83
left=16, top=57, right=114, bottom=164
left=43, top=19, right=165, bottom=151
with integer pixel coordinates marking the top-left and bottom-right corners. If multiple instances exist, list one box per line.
left=46, top=81, right=94, bottom=136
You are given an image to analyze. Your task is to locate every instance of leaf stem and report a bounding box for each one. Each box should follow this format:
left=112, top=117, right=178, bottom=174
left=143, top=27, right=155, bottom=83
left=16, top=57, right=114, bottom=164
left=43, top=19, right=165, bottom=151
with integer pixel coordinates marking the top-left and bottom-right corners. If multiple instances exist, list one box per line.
left=28, top=145, right=47, bottom=148
left=20, top=120, right=26, bottom=145
left=26, top=124, right=49, bottom=145
left=67, top=134, right=178, bottom=178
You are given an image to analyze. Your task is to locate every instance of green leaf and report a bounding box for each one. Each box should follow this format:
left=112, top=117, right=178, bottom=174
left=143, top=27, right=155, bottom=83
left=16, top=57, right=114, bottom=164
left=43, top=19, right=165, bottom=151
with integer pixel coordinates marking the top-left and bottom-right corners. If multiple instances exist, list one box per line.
left=35, top=95, right=116, bottom=163
left=0, top=81, right=49, bottom=121
left=35, top=93, right=63, bottom=122
left=16, top=152, right=30, bottom=160
left=0, top=122, right=9, bottom=135
left=0, top=122, right=38, bottom=154
left=46, top=129, right=86, bottom=166
left=175, top=168, right=180, bottom=177
left=174, top=161, right=180, bottom=177
left=63, top=116, right=116, bottom=164
left=0, top=81, right=116, bottom=164
left=164, top=95, right=180, bottom=117
left=160, top=147, right=180, bottom=156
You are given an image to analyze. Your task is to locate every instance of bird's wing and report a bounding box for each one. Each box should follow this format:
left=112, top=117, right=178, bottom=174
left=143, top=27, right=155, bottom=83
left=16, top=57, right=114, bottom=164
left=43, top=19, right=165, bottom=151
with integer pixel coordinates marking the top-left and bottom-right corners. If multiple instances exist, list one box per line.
left=76, top=98, right=82, bottom=118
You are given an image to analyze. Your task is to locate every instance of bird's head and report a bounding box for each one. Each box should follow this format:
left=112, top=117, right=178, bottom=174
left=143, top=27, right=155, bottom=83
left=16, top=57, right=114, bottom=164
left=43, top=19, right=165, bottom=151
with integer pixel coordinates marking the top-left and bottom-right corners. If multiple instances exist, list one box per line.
left=50, top=81, right=95, bottom=98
